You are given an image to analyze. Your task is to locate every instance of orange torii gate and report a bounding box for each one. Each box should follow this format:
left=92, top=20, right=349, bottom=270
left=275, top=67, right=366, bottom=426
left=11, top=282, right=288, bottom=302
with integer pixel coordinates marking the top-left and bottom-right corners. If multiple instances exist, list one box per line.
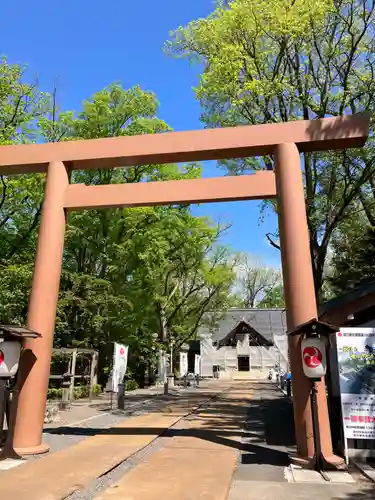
left=0, top=113, right=369, bottom=466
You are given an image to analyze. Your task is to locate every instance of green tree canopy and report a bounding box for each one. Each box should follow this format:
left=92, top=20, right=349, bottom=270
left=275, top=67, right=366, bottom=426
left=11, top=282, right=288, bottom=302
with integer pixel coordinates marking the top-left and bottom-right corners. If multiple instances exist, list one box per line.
left=166, top=0, right=375, bottom=297
left=0, top=71, right=237, bottom=383
left=328, top=212, right=375, bottom=295
left=0, top=58, right=49, bottom=323
left=258, top=284, right=285, bottom=309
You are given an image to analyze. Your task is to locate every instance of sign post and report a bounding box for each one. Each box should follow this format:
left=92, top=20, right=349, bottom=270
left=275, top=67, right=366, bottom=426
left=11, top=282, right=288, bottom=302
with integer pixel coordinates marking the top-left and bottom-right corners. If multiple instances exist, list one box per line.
left=179, top=352, right=188, bottom=387
left=335, top=328, right=375, bottom=462
left=180, top=352, right=188, bottom=378
left=194, top=354, right=201, bottom=375
left=158, top=350, right=168, bottom=394
left=112, top=343, right=128, bottom=392
left=110, top=343, right=128, bottom=409
left=194, top=354, right=201, bottom=387
left=288, top=318, right=339, bottom=477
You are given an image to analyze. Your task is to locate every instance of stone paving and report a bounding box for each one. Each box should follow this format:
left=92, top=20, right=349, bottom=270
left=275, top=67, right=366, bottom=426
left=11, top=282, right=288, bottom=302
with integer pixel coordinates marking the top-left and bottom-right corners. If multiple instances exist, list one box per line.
left=227, top=381, right=374, bottom=499
left=0, top=379, right=374, bottom=500
left=44, top=384, right=178, bottom=429
left=228, top=481, right=375, bottom=500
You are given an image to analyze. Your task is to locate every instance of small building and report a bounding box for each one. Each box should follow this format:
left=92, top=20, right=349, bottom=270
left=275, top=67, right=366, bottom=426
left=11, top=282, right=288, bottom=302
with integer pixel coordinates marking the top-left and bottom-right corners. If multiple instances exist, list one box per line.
left=319, top=280, right=375, bottom=327
left=199, top=308, right=288, bottom=378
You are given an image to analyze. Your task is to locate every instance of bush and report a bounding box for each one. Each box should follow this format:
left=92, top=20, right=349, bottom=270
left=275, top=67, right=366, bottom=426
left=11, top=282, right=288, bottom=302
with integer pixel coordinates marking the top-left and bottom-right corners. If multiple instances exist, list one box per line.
left=47, top=383, right=102, bottom=401
left=92, top=383, right=102, bottom=396
left=47, top=388, right=62, bottom=400
left=73, top=385, right=89, bottom=399
left=125, top=379, right=138, bottom=391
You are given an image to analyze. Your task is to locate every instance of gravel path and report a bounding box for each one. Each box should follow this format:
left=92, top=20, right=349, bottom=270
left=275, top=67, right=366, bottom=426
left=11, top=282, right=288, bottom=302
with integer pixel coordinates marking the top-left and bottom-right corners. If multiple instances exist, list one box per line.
left=63, top=387, right=226, bottom=500
left=65, top=423, right=167, bottom=500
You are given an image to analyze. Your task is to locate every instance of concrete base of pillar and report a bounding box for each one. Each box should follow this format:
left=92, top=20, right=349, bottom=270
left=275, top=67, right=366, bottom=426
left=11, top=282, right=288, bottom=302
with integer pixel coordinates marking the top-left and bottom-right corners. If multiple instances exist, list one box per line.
left=289, top=454, right=311, bottom=468
left=323, top=455, right=347, bottom=470
left=14, top=442, right=50, bottom=456
left=289, top=453, right=346, bottom=470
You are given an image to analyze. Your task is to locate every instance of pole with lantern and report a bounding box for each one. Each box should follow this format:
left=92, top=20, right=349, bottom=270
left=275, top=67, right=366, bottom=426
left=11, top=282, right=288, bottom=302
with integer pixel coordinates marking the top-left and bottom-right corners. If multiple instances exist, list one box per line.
left=0, top=325, right=41, bottom=460
left=288, top=318, right=340, bottom=478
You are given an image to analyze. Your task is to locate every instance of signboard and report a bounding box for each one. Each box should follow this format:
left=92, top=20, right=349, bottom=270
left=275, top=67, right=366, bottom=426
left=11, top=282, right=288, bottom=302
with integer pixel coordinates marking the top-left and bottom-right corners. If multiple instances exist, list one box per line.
left=336, top=328, right=375, bottom=440
left=111, top=343, right=128, bottom=393
left=0, top=341, right=21, bottom=378
left=301, top=337, right=327, bottom=378
left=159, top=350, right=167, bottom=383
left=194, top=354, right=201, bottom=376
left=180, top=352, right=188, bottom=377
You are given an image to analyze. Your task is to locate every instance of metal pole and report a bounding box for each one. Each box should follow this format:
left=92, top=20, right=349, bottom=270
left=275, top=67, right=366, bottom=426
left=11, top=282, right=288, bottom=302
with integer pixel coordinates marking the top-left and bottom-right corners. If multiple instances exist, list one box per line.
left=89, top=352, right=98, bottom=404
left=310, top=381, right=331, bottom=480
left=0, top=384, right=22, bottom=461
left=170, top=344, right=173, bottom=376
left=163, top=379, right=169, bottom=395
left=117, top=383, right=125, bottom=410
left=286, top=378, right=292, bottom=397
left=69, top=348, right=77, bottom=403
left=0, top=379, right=8, bottom=447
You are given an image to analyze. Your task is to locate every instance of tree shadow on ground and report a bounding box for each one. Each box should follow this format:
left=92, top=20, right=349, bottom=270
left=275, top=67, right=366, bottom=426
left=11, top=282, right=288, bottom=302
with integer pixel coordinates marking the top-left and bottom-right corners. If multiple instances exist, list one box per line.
left=42, top=381, right=375, bottom=492
left=91, top=391, right=197, bottom=412
left=240, top=381, right=295, bottom=466
left=44, top=424, right=290, bottom=467
left=45, top=380, right=296, bottom=468
left=334, top=485, right=375, bottom=500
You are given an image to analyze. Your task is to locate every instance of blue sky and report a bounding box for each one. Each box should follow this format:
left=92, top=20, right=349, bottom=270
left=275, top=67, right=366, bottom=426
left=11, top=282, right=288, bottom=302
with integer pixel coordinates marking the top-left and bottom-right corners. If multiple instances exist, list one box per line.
left=1, top=0, right=280, bottom=268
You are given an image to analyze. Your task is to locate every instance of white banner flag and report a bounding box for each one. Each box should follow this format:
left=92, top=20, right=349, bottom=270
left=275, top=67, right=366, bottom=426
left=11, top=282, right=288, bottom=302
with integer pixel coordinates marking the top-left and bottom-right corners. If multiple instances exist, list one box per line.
left=158, top=350, right=167, bottom=383
left=180, top=352, right=188, bottom=377
left=112, top=343, right=129, bottom=393
left=194, top=354, right=201, bottom=376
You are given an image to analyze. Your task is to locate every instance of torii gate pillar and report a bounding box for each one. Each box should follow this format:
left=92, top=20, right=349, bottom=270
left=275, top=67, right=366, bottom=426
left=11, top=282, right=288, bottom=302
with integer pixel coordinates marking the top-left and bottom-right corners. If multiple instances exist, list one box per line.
left=13, top=161, right=69, bottom=454
left=275, top=143, right=341, bottom=465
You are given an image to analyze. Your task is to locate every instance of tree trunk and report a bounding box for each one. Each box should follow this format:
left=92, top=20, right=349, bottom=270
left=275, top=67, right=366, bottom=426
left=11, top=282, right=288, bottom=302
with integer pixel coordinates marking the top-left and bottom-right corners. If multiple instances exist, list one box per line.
left=159, top=304, right=169, bottom=343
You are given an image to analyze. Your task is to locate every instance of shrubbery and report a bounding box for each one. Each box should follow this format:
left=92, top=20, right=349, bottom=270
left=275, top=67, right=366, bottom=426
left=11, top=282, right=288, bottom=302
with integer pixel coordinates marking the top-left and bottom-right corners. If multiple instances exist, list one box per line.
left=47, top=383, right=102, bottom=400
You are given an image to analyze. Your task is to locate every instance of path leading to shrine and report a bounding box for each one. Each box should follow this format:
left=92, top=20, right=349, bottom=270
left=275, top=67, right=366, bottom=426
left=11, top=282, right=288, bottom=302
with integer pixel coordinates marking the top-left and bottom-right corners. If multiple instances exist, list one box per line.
left=0, top=380, right=374, bottom=500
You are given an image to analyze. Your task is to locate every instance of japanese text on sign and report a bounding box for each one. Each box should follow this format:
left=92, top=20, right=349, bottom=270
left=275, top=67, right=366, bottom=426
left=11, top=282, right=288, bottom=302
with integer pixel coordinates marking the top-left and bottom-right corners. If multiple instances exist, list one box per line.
left=336, top=328, right=375, bottom=440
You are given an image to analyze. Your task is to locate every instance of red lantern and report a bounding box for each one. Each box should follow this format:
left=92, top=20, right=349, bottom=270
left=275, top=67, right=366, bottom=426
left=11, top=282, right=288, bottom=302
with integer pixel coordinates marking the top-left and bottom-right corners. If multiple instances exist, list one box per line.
left=0, top=341, right=21, bottom=378
left=301, top=336, right=327, bottom=378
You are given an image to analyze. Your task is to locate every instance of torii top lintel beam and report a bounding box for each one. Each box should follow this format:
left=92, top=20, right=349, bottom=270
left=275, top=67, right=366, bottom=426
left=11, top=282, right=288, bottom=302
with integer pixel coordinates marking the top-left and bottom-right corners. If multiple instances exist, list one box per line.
left=0, top=113, right=370, bottom=175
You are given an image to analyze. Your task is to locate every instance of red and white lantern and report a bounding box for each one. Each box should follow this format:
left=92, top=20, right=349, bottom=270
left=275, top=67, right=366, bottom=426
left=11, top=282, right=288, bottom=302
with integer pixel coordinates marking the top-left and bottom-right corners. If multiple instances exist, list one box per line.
left=0, top=341, right=21, bottom=378
left=301, top=336, right=327, bottom=379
